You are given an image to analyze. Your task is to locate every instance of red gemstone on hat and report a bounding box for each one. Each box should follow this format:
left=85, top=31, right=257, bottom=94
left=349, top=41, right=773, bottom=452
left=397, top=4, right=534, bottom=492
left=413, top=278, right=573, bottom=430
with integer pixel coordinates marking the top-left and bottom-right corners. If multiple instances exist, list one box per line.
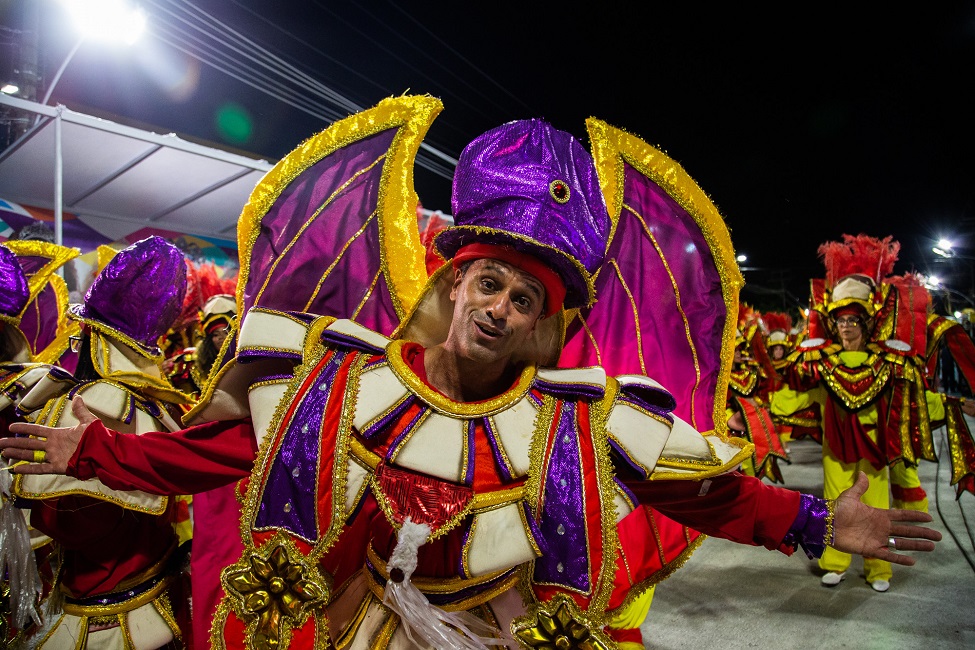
left=550, top=179, right=570, bottom=204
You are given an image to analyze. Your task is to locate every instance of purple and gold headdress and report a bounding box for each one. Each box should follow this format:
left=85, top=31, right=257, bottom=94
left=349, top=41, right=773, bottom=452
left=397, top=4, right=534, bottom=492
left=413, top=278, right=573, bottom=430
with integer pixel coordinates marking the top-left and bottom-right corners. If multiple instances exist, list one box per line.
left=435, top=119, right=611, bottom=311
left=70, top=236, right=187, bottom=357
left=1, top=241, right=80, bottom=363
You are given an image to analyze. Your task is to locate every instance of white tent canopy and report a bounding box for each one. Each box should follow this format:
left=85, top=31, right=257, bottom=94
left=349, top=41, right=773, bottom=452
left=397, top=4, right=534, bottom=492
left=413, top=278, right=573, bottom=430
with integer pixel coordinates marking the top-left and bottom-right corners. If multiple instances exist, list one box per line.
left=0, top=94, right=273, bottom=245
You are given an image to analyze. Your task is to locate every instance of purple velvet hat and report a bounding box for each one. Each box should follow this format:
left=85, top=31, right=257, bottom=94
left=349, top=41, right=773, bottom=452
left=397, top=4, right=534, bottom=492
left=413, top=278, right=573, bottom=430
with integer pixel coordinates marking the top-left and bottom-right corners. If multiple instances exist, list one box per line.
left=70, top=236, right=187, bottom=354
left=435, top=119, right=611, bottom=310
left=0, top=244, right=30, bottom=320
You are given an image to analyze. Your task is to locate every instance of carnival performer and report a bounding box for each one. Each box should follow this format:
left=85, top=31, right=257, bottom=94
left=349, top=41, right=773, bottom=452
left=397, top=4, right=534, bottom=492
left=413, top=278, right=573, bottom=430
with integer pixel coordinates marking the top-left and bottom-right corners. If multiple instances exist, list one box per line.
left=8, top=236, right=195, bottom=649
left=193, top=294, right=235, bottom=390
left=774, top=235, right=953, bottom=593
left=726, top=306, right=789, bottom=482
left=762, top=311, right=822, bottom=447
left=922, top=307, right=975, bottom=497
left=1, top=101, right=941, bottom=649
left=0, top=240, right=78, bottom=646
left=762, top=311, right=794, bottom=392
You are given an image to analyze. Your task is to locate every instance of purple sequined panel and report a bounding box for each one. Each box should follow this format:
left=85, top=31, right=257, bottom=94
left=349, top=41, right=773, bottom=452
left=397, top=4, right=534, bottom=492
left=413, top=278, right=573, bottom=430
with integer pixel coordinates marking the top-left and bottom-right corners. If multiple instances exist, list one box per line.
left=533, top=401, right=590, bottom=592
left=244, top=129, right=401, bottom=336
left=361, top=395, right=417, bottom=440
left=560, top=161, right=725, bottom=433
left=16, top=279, right=60, bottom=356
left=616, top=390, right=675, bottom=424
left=533, top=378, right=604, bottom=401
left=256, top=351, right=347, bottom=539
left=608, top=438, right=647, bottom=479
left=0, top=245, right=29, bottom=317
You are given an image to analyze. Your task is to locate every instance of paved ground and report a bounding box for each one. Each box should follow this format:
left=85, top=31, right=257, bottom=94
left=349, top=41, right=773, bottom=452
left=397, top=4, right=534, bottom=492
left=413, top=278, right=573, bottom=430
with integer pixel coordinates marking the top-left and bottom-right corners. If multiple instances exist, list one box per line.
left=641, top=426, right=975, bottom=649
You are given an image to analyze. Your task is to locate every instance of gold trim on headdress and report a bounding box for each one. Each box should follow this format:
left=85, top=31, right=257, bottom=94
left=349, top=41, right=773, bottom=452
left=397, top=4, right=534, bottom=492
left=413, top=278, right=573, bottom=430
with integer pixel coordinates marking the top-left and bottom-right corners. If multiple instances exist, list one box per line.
left=2, top=241, right=81, bottom=363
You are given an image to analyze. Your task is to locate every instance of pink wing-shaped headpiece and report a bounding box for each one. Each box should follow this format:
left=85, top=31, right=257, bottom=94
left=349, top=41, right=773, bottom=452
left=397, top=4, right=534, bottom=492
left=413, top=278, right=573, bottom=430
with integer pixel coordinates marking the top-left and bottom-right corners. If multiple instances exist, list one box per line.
left=237, top=96, right=440, bottom=334
left=560, top=120, right=744, bottom=436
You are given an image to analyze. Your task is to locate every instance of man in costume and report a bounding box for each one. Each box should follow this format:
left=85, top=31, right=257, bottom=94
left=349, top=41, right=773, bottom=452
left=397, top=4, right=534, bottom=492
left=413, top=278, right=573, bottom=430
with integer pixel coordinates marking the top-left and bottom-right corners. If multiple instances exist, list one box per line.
left=7, top=237, right=194, bottom=648
left=774, top=235, right=965, bottom=593
left=2, top=103, right=941, bottom=649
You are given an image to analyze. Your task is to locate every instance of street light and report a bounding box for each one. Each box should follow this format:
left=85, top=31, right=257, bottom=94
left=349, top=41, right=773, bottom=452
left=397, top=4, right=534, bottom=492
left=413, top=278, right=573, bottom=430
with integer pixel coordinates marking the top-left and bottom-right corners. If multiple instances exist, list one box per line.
left=736, top=254, right=748, bottom=263
left=41, top=0, right=147, bottom=105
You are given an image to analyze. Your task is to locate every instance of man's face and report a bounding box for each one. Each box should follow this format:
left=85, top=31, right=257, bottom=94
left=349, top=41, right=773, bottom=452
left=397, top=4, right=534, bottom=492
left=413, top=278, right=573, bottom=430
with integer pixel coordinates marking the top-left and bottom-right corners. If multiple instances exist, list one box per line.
left=834, top=313, right=866, bottom=350
left=445, top=258, right=546, bottom=366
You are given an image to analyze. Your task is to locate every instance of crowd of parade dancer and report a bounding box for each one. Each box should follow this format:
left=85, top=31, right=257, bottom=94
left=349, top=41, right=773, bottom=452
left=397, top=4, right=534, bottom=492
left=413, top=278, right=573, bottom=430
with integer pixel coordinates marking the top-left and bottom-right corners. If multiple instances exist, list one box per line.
left=0, top=96, right=967, bottom=649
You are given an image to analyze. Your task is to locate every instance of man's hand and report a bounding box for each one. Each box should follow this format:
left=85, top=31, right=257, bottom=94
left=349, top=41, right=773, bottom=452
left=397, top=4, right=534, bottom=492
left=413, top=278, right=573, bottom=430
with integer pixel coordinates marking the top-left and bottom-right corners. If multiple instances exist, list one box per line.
left=961, top=399, right=975, bottom=418
left=831, top=471, right=941, bottom=566
left=0, top=397, right=97, bottom=474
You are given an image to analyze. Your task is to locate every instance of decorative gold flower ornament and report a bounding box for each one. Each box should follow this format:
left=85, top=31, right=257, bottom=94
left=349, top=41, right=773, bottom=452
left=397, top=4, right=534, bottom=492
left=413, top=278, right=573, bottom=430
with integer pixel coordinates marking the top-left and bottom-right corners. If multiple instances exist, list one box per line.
left=514, top=597, right=611, bottom=650
left=224, top=542, right=327, bottom=647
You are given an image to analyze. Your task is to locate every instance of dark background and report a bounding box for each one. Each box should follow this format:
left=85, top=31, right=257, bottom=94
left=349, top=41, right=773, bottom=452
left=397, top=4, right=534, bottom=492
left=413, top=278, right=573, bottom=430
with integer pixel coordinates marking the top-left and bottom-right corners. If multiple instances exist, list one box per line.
left=5, top=1, right=975, bottom=312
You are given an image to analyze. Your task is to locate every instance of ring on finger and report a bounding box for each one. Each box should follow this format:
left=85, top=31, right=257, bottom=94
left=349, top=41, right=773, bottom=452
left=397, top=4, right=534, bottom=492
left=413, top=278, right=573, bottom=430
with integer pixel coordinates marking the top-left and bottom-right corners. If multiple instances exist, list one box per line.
left=32, top=450, right=46, bottom=463
left=888, top=536, right=896, bottom=549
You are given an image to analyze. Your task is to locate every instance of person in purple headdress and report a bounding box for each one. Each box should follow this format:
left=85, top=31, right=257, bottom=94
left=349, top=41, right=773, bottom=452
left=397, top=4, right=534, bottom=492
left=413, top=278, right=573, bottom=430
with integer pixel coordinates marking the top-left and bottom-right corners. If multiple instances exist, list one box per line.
left=1, top=115, right=942, bottom=650
left=0, top=240, right=80, bottom=645
left=5, top=236, right=195, bottom=649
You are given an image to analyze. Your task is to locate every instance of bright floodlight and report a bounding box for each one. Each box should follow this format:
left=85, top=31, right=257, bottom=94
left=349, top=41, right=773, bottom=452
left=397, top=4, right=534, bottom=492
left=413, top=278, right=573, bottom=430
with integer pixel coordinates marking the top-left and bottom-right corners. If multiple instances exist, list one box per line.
left=955, top=311, right=963, bottom=319
left=937, top=238, right=954, bottom=250
left=736, top=254, right=747, bottom=263
left=1, top=83, right=18, bottom=95
left=62, top=0, right=146, bottom=45
left=933, top=246, right=952, bottom=258
left=926, top=275, right=941, bottom=287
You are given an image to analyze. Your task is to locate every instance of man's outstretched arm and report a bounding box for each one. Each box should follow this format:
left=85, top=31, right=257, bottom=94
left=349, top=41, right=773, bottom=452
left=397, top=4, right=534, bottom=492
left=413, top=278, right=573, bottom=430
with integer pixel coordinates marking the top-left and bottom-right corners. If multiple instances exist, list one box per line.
left=627, top=470, right=940, bottom=567
left=1, top=397, right=256, bottom=494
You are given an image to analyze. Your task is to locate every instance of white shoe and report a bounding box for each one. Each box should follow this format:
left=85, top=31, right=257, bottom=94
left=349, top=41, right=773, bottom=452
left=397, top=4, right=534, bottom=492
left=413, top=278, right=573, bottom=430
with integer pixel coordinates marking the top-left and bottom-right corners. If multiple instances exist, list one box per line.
left=821, top=571, right=846, bottom=586
left=870, top=579, right=890, bottom=592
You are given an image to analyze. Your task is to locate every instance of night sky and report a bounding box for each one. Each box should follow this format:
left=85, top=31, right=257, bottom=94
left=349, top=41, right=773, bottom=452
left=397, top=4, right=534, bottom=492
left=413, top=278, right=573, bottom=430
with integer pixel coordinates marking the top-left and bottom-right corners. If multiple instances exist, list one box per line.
left=9, top=1, right=975, bottom=311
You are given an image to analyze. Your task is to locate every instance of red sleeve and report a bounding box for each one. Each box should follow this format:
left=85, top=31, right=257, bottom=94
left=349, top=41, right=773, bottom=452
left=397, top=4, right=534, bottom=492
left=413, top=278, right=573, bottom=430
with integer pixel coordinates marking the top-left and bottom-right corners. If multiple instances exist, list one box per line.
left=624, top=471, right=801, bottom=553
left=67, top=418, right=257, bottom=495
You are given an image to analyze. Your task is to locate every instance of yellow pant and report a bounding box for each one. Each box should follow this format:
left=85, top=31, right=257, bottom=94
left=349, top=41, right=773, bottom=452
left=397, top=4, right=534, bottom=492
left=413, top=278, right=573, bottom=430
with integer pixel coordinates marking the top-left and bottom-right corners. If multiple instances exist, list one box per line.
left=819, top=438, right=893, bottom=583
left=608, top=586, right=655, bottom=649
left=889, top=461, right=929, bottom=512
